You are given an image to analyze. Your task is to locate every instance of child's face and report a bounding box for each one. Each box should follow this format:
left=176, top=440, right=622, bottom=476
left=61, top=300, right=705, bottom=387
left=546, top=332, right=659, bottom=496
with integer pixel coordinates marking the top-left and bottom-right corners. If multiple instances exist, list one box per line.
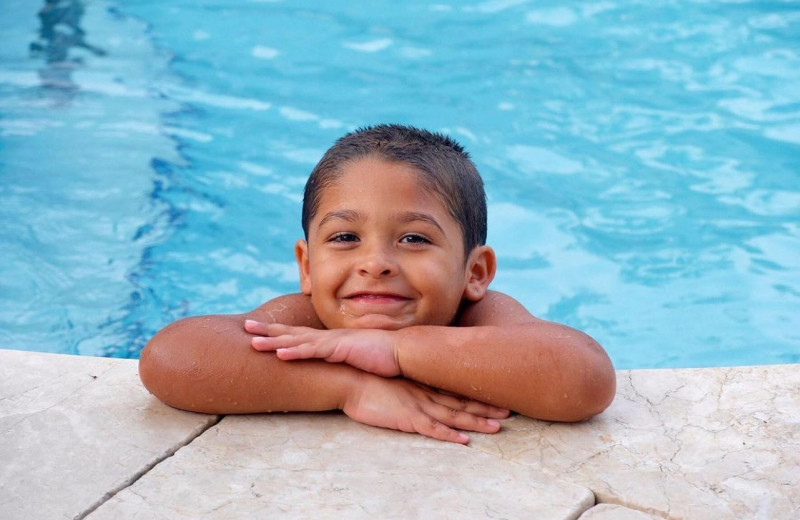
left=296, top=156, right=492, bottom=330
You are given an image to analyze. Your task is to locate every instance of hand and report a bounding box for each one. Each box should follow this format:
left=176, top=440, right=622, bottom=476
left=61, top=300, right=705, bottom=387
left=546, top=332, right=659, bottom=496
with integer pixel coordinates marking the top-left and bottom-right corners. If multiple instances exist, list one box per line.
left=343, top=373, right=510, bottom=444
left=246, top=321, right=400, bottom=377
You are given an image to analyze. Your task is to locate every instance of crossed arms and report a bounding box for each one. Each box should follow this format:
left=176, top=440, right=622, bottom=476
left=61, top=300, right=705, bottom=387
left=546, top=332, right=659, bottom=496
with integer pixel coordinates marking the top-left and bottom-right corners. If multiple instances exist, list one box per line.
left=139, top=291, right=615, bottom=444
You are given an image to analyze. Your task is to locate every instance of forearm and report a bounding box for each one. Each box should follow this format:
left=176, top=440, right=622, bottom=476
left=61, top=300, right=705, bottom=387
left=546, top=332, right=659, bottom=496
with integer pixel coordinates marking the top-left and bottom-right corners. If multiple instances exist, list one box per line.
left=395, top=322, right=615, bottom=422
left=139, top=295, right=357, bottom=414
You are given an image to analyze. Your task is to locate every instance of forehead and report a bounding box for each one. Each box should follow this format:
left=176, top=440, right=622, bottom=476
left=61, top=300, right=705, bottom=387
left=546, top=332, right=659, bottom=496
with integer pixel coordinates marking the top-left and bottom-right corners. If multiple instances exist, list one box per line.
left=317, top=157, right=447, bottom=213
left=309, top=158, right=469, bottom=260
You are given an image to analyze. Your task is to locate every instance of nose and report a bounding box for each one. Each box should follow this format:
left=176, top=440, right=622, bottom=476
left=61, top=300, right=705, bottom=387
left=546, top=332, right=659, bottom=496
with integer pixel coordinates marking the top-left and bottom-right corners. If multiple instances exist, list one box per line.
left=358, top=243, right=398, bottom=278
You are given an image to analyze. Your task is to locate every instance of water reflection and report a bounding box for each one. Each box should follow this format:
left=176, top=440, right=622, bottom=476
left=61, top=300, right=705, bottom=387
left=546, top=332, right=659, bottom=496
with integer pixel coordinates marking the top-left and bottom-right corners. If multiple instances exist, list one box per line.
left=29, top=0, right=105, bottom=90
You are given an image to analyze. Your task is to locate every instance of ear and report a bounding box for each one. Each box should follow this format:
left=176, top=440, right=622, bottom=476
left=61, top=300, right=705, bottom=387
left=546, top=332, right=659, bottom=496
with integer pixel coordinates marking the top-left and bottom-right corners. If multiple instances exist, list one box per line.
left=295, top=239, right=312, bottom=295
left=462, top=246, right=497, bottom=302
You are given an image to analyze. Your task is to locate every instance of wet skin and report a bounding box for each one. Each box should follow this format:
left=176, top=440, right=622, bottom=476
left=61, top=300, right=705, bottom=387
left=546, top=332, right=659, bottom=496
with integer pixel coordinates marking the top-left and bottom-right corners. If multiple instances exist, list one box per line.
left=139, top=157, right=616, bottom=443
left=296, top=156, right=489, bottom=331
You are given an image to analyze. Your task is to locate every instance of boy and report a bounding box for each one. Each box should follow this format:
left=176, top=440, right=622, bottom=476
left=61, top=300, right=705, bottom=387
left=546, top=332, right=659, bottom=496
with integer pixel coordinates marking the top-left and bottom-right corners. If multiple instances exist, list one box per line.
left=140, top=124, right=615, bottom=444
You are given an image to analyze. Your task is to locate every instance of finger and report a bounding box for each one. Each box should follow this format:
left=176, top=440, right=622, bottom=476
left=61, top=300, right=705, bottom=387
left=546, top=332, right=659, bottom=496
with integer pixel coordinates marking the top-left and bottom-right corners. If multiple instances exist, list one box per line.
left=274, top=342, right=330, bottom=361
left=252, top=338, right=326, bottom=359
left=251, top=334, right=308, bottom=351
left=432, top=388, right=510, bottom=418
left=251, top=336, right=280, bottom=351
left=423, top=402, right=504, bottom=434
left=438, top=394, right=510, bottom=419
left=428, top=392, right=510, bottom=420
left=265, top=323, right=314, bottom=335
left=244, top=321, right=309, bottom=336
left=410, top=416, right=470, bottom=445
left=244, top=319, right=272, bottom=335
left=244, top=320, right=282, bottom=336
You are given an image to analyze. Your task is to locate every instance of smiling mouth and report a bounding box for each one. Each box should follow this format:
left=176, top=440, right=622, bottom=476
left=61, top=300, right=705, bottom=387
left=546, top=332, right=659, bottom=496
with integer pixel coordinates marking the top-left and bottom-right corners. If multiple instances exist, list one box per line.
left=345, top=292, right=411, bottom=304
left=338, top=293, right=415, bottom=328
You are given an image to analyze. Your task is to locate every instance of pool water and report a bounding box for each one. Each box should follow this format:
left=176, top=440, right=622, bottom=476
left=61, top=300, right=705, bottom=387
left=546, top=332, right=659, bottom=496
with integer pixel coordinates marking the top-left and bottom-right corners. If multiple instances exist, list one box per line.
left=1, top=0, right=798, bottom=368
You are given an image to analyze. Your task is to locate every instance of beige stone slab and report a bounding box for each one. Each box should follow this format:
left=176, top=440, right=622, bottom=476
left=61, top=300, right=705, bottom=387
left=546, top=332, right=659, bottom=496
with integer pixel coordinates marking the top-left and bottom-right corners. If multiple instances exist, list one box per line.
left=0, top=349, right=218, bottom=520
left=470, top=365, right=800, bottom=520
left=88, top=413, right=595, bottom=519
left=579, top=504, right=661, bottom=520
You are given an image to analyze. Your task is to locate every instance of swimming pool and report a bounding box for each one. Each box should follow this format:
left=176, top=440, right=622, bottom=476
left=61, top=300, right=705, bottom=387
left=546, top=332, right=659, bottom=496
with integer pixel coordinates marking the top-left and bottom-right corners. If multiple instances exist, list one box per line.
left=1, top=0, right=798, bottom=369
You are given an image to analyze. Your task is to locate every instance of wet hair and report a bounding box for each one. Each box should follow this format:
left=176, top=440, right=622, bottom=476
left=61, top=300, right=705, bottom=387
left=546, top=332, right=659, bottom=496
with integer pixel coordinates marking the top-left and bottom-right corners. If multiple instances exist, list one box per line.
left=301, top=124, right=487, bottom=257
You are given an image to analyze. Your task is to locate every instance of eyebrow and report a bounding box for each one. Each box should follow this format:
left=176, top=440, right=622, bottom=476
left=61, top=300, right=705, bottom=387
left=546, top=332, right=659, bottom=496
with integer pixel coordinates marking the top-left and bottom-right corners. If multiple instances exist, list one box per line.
left=317, top=210, right=363, bottom=229
left=316, top=210, right=445, bottom=234
left=395, top=211, right=445, bottom=234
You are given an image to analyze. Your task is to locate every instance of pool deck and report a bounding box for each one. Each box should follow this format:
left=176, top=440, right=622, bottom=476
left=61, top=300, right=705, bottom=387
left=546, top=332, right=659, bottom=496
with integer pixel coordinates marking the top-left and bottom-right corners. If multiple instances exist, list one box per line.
left=1, top=349, right=797, bottom=519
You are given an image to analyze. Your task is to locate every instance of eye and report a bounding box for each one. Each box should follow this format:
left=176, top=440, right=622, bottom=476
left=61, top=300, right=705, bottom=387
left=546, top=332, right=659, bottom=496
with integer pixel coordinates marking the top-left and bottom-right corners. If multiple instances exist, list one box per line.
left=329, top=232, right=359, bottom=243
left=400, top=233, right=431, bottom=245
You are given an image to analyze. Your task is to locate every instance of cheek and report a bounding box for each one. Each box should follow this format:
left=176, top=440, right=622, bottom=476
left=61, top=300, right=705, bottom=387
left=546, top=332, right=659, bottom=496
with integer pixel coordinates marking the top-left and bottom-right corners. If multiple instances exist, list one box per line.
left=413, top=264, right=466, bottom=305
left=309, top=259, right=346, bottom=293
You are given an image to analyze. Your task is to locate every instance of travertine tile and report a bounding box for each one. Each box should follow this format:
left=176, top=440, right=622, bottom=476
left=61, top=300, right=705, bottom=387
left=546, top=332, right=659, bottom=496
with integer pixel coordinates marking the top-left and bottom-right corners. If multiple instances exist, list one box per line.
left=470, top=365, right=800, bottom=519
left=5, top=349, right=798, bottom=519
left=88, top=413, right=595, bottom=519
left=0, top=350, right=218, bottom=520
left=579, top=504, right=662, bottom=519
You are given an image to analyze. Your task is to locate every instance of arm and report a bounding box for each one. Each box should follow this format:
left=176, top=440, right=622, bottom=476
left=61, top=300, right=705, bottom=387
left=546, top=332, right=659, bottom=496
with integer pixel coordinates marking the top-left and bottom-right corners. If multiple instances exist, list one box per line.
left=250, top=291, right=616, bottom=422
left=400, top=291, right=616, bottom=421
left=138, top=293, right=347, bottom=414
left=139, top=293, right=507, bottom=443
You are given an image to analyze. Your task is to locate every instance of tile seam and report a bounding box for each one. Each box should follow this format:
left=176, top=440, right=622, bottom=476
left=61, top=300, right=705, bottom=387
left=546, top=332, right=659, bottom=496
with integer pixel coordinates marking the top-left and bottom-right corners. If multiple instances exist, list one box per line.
left=592, top=498, right=672, bottom=519
left=74, top=413, right=224, bottom=520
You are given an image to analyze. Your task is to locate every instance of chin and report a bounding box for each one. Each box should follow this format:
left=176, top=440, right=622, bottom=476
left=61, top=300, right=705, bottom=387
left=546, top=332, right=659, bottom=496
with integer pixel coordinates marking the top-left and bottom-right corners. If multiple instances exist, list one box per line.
left=343, top=314, right=414, bottom=331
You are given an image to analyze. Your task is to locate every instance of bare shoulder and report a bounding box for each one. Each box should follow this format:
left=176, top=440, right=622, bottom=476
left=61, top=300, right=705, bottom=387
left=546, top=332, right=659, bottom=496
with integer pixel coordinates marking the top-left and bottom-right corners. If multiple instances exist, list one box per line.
left=247, top=293, right=324, bottom=328
left=457, top=290, right=544, bottom=327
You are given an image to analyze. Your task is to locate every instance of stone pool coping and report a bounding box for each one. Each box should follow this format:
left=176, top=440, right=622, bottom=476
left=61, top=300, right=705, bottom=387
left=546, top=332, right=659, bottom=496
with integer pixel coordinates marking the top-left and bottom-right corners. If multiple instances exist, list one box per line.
left=1, top=349, right=797, bottom=519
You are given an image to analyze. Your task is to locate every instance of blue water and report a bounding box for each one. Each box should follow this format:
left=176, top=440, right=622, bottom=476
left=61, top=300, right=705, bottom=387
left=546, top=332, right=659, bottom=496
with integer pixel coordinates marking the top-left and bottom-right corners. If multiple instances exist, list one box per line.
left=1, top=0, right=798, bottom=369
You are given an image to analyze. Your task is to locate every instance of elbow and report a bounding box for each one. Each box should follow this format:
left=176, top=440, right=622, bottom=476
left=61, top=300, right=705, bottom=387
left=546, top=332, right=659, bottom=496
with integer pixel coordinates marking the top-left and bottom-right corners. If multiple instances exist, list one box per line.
left=138, top=318, right=209, bottom=413
left=521, top=335, right=616, bottom=423
left=563, top=339, right=617, bottom=422
left=138, top=323, right=180, bottom=409
left=139, top=331, right=168, bottom=405
left=566, top=367, right=616, bottom=422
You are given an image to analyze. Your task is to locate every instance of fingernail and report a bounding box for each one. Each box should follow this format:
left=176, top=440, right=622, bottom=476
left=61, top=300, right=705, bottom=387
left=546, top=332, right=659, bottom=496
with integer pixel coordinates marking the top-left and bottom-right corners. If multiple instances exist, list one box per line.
left=457, top=432, right=470, bottom=443
left=487, top=419, right=501, bottom=428
left=244, top=320, right=256, bottom=327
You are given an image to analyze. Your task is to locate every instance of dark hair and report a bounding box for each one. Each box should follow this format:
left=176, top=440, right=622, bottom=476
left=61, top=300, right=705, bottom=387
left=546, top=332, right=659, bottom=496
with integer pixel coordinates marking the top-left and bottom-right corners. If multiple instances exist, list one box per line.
left=301, top=124, right=487, bottom=256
